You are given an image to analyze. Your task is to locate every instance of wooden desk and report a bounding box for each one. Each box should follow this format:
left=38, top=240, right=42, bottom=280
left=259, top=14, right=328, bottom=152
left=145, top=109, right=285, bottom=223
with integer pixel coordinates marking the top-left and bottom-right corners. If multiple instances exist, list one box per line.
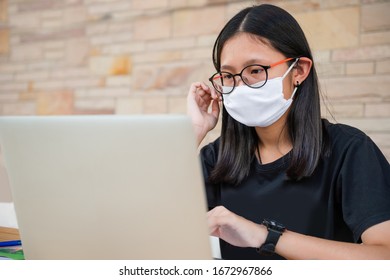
left=0, top=227, right=20, bottom=242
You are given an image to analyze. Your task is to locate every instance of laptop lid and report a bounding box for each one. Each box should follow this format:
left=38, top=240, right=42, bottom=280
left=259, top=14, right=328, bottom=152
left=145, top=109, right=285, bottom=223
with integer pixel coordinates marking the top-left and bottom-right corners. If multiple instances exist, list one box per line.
left=0, top=115, right=212, bottom=259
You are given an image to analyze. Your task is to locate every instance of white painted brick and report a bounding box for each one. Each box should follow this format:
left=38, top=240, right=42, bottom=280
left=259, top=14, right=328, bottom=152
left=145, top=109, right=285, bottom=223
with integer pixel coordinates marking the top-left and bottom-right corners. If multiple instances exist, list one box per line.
left=146, top=38, right=196, bottom=51
left=143, top=96, right=168, bottom=114
left=132, top=0, right=169, bottom=9
left=0, top=74, right=14, bottom=82
left=346, top=62, right=375, bottom=75
left=376, top=60, right=390, bottom=74
left=168, top=96, right=186, bottom=114
left=106, top=76, right=132, bottom=87
left=337, top=118, right=390, bottom=132
left=86, top=23, right=108, bottom=36
left=197, top=35, right=216, bottom=47
left=133, top=51, right=182, bottom=64
left=362, top=2, right=390, bottom=32
left=361, top=31, right=390, bottom=46
left=0, top=93, right=19, bottom=102
left=15, top=71, right=49, bottom=81
left=0, top=63, right=26, bottom=73
left=75, top=87, right=130, bottom=98
left=115, top=97, right=143, bottom=114
left=110, top=10, right=143, bottom=21
left=64, top=78, right=101, bottom=88
left=9, top=12, right=41, bottom=29
left=101, top=42, right=145, bottom=55
left=0, top=82, right=28, bottom=91
left=10, top=36, right=20, bottom=45
left=44, top=41, right=65, bottom=50
left=45, top=51, right=64, bottom=60
left=365, top=103, right=390, bottom=117
left=34, top=80, right=65, bottom=90
left=332, top=45, right=390, bottom=62
left=2, top=102, right=36, bottom=115
left=41, top=10, right=63, bottom=19
left=11, top=44, right=42, bottom=61
left=316, top=62, right=345, bottom=77
left=75, top=98, right=116, bottom=110
left=51, top=68, right=90, bottom=79
left=321, top=103, right=364, bottom=118
left=313, top=50, right=331, bottom=63
left=88, top=1, right=131, bottom=15
left=42, top=19, right=63, bottom=29
left=26, top=61, right=55, bottom=71
left=320, top=75, right=390, bottom=101
left=182, top=48, right=211, bottom=60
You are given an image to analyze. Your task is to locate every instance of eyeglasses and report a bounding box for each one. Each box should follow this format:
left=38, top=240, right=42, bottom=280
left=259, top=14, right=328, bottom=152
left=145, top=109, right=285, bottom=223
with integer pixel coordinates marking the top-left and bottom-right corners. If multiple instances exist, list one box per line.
left=209, top=57, right=297, bottom=94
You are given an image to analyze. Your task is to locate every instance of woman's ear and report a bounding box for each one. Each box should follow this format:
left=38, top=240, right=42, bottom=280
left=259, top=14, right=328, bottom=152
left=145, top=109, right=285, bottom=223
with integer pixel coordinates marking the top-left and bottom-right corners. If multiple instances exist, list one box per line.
left=293, top=57, right=312, bottom=85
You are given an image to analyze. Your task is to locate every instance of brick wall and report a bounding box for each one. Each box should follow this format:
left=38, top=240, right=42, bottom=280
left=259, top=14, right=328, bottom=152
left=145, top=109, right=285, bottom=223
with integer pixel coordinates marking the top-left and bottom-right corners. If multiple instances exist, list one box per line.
left=0, top=0, right=389, bottom=160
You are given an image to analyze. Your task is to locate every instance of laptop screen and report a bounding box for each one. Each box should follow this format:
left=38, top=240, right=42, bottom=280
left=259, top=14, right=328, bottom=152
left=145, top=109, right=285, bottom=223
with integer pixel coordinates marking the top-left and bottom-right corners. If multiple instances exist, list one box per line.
left=0, top=115, right=212, bottom=259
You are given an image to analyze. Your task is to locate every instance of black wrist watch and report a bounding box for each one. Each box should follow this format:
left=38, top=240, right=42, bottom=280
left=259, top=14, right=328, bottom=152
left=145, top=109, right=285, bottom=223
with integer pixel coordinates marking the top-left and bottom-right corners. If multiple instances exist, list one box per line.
left=257, top=219, right=286, bottom=255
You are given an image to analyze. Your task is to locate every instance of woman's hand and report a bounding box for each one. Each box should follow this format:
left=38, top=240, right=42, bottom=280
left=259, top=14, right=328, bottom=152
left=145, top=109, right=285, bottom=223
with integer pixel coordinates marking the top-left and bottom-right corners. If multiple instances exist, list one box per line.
left=187, top=82, right=221, bottom=146
left=207, top=206, right=267, bottom=248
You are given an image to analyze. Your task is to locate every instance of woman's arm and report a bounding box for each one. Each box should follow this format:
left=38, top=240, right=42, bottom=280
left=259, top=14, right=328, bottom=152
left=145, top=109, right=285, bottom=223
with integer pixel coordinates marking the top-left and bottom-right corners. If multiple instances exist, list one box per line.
left=278, top=220, right=390, bottom=259
left=208, top=206, right=390, bottom=259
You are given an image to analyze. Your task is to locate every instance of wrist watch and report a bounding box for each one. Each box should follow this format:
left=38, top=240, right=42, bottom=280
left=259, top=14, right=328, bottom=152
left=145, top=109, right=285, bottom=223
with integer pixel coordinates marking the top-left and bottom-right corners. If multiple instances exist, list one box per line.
left=257, top=219, right=286, bottom=255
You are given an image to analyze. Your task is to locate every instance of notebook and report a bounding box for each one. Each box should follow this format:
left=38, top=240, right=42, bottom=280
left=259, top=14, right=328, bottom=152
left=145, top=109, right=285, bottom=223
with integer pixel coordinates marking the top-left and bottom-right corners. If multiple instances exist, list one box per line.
left=0, top=115, right=213, bottom=259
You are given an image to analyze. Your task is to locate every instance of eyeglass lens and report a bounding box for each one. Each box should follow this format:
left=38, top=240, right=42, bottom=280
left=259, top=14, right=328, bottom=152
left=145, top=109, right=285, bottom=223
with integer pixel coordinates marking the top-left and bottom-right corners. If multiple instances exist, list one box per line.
left=210, top=64, right=268, bottom=94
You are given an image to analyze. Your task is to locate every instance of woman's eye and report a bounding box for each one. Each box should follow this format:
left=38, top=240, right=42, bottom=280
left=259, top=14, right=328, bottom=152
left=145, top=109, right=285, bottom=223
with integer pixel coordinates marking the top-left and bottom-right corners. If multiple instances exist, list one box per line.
left=251, top=69, right=263, bottom=74
left=223, top=74, right=233, bottom=79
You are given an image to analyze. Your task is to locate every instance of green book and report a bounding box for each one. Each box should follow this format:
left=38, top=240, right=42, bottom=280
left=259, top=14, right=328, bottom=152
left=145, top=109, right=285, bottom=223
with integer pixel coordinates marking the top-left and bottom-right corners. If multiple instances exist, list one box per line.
left=0, top=248, right=25, bottom=260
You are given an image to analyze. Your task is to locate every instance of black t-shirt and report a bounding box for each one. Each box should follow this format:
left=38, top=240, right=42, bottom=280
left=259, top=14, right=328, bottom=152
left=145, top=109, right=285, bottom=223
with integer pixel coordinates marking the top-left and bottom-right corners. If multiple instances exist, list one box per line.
left=200, top=120, right=390, bottom=260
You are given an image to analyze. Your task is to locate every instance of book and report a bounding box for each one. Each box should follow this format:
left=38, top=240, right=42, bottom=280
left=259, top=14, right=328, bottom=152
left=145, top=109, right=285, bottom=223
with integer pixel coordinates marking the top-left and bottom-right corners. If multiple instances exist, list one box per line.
left=0, top=248, right=24, bottom=260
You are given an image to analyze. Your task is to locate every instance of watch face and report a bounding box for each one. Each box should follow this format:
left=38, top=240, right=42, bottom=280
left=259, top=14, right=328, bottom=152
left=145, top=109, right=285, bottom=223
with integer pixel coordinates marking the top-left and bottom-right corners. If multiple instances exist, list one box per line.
left=263, top=219, right=285, bottom=232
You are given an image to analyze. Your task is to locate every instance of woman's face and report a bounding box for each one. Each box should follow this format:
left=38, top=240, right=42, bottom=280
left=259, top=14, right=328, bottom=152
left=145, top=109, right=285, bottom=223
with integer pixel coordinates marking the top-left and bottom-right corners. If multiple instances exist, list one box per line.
left=220, top=32, right=295, bottom=99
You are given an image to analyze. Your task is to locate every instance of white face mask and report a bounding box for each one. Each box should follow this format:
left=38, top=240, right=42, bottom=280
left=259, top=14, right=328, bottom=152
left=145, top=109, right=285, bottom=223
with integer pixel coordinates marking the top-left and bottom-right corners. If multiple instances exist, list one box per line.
left=222, top=60, right=298, bottom=127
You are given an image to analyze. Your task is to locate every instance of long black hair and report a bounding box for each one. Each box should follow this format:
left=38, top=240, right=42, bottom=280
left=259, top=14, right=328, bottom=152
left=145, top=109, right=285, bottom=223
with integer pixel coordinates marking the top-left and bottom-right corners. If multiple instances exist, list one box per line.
left=209, top=4, right=328, bottom=185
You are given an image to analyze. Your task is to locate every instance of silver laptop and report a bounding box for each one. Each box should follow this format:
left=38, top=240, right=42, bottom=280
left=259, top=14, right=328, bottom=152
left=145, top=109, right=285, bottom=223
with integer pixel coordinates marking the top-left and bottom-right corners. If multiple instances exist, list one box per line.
left=0, top=115, right=212, bottom=259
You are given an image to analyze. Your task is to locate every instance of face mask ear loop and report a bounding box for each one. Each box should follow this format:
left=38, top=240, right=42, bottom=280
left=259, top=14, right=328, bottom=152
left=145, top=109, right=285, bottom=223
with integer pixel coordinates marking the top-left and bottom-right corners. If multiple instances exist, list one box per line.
left=282, top=58, right=299, bottom=80
left=282, top=58, right=299, bottom=100
left=290, top=86, right=298, bottom=100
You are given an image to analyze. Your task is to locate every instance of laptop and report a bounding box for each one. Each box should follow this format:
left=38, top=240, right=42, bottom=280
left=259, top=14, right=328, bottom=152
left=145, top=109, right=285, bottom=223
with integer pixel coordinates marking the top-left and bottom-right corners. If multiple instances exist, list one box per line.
left=0, top=115, right=213, bottom=259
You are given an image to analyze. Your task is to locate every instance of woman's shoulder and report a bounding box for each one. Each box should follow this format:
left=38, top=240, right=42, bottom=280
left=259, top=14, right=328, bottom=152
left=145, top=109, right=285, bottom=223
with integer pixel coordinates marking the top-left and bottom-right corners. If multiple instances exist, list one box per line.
left=323, top=119, right=370, bottom=145
left=321, top=119, right=388, bottom=163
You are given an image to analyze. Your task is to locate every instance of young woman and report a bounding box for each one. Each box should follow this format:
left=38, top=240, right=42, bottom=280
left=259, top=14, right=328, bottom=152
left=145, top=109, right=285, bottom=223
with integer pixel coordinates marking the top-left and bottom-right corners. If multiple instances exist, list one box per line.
left=187, top=4, right=390, bottom=259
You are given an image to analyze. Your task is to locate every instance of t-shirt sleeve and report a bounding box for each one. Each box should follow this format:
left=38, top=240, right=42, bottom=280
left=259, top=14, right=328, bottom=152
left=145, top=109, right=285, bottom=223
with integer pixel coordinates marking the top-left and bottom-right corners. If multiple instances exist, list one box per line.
left=199, top=138, right=221, bottom=210
left=339, top=134, right=390, bottom=242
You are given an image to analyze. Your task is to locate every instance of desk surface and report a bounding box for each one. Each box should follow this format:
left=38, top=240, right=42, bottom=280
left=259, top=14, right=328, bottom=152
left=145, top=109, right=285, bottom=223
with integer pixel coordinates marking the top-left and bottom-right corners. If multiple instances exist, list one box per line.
left=0, top=227, right=20, bottom=242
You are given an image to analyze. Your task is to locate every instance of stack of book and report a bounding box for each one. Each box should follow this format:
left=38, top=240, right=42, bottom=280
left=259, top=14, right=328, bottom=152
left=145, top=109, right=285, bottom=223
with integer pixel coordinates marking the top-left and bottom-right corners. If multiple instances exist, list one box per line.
left=0, top=227, right=24, bottom=260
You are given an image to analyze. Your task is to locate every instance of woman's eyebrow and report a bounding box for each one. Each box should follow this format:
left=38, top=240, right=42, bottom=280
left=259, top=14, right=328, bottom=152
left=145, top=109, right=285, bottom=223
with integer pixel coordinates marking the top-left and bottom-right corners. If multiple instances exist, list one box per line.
left=220, top=64, right=234, bottom=71
left=220, top=59, right=269, bottom=71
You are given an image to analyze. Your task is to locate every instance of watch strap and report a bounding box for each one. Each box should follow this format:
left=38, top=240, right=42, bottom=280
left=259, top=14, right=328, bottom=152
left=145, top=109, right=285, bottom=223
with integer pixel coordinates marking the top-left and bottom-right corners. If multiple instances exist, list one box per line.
left=257, top=219, right=285, bottom=256
left=257, top=228, right=282, bottom=255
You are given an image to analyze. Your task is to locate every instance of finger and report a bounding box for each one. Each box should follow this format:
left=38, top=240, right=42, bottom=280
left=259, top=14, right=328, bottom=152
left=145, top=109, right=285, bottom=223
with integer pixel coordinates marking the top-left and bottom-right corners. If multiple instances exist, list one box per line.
left=189, top=82, right=203, bottom=96
left=217, top=91, right=223, bottom=101
left=208, top=85, right=219, bottom=100
left=200, top=82, right=210, bottom=93
left=211, top=99, right=220, bottom=119
left=188, top=82, right=212, bottom=108
left=197, top=87, right=211, bottom=101
left=196, top=91, right=214, bottom=110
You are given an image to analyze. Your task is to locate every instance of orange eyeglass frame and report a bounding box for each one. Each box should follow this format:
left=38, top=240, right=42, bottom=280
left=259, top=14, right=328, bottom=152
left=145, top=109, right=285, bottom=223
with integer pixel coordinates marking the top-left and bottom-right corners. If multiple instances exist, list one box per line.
left=211, top=57, right=297, bottom=81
